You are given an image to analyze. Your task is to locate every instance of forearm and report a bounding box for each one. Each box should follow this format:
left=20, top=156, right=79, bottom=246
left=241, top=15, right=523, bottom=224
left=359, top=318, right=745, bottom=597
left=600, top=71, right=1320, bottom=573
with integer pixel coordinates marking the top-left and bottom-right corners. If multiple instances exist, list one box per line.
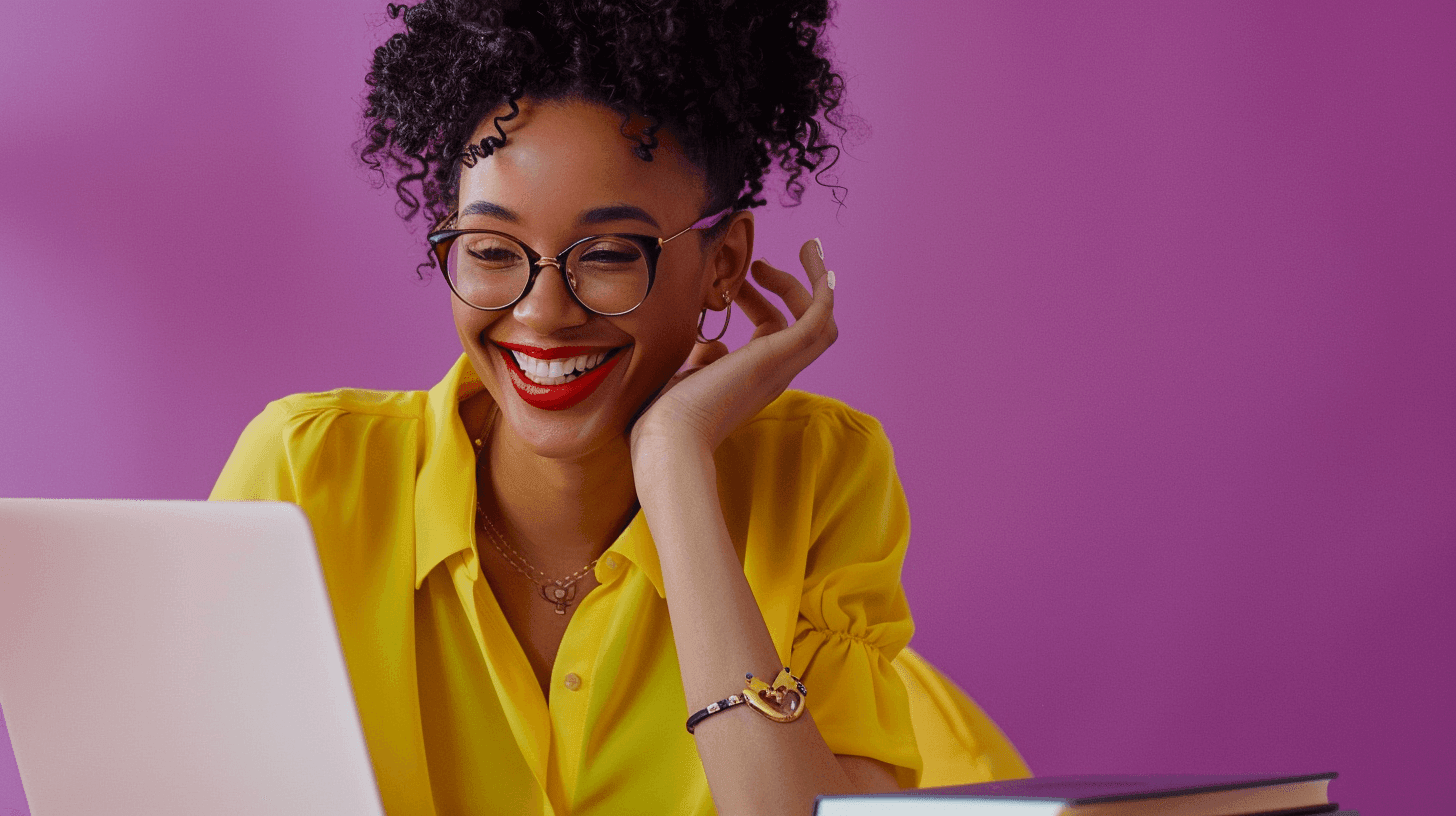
left=636, top=434, right=862, bottom=816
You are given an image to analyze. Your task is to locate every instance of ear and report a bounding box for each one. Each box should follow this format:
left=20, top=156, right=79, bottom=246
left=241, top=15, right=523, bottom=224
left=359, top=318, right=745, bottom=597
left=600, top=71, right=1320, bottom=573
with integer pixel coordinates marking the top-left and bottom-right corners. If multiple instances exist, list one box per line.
left=700, top=210, right=755, bottom=310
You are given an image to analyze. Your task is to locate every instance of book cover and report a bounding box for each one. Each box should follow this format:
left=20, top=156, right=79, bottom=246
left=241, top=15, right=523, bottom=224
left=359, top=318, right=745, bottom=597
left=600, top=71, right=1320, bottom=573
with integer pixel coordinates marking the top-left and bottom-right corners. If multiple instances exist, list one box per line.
left=815, top=772, right=1338, bottom=816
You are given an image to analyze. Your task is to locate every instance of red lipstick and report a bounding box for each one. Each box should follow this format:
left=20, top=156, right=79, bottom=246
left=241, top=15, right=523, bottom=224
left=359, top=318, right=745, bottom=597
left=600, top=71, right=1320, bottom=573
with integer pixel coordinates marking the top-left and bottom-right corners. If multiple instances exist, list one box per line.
left=495, top=344, right=626, bottom=411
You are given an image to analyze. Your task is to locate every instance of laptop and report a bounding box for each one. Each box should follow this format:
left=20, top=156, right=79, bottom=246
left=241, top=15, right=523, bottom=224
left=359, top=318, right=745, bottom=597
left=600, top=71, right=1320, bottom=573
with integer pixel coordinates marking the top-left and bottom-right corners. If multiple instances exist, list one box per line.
left=0, top=499, right=385, bottom=816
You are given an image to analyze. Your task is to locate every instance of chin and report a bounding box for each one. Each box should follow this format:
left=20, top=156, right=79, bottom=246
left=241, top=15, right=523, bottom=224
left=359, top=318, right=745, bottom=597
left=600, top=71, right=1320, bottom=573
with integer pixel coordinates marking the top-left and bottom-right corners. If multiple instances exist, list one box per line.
left=472, top=357, right=637, bottom=464
left=501, top=401, right=632, bottom=462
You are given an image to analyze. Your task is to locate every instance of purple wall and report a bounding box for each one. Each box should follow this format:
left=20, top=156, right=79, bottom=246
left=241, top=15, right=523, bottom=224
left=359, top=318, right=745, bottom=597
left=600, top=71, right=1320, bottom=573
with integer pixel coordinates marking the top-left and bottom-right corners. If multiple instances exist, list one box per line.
left=3, top=1, right=1452, bottom=812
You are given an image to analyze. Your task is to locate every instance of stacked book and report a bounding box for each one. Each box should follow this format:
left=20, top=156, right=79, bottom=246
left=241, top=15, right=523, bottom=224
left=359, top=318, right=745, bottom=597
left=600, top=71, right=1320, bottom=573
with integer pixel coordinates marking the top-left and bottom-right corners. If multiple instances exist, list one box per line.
left=815, top=771, right=1345, bottom=815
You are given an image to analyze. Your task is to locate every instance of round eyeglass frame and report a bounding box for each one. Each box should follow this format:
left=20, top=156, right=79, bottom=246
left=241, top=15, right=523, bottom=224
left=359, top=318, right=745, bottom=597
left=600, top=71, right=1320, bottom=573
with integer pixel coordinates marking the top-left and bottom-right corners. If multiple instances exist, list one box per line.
left=426, top=207, right=732, bottom=317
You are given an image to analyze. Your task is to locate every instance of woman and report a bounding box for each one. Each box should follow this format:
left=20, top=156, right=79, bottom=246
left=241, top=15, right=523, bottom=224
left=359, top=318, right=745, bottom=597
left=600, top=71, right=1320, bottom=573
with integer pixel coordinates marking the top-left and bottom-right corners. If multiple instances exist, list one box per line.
left=212, top=1, right=1026, bottom=813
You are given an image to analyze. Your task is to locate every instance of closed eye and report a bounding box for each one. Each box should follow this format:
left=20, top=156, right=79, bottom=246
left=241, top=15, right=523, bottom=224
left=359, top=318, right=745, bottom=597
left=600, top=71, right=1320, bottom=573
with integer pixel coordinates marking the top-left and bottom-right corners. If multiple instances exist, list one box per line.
left=579, top=249, right=641, bottom=264
left=467, top=247, right=524, bottom=263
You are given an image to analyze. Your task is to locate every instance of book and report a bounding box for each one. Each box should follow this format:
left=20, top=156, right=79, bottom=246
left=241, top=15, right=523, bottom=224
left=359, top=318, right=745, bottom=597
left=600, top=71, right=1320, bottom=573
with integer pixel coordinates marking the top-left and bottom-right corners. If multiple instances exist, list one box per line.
left=814, top=772, right=1338, bottom=816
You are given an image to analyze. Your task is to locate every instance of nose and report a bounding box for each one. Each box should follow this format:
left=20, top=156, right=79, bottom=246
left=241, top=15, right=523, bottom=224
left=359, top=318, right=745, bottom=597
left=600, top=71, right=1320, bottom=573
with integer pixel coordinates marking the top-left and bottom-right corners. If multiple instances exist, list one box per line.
left=513, top=259, right=592, bottom=335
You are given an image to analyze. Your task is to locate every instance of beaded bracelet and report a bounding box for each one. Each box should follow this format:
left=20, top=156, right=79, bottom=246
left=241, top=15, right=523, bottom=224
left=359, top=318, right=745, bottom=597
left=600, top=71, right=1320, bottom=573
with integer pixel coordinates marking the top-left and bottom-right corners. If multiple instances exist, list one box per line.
left=685, top=667, right=808, bottom=734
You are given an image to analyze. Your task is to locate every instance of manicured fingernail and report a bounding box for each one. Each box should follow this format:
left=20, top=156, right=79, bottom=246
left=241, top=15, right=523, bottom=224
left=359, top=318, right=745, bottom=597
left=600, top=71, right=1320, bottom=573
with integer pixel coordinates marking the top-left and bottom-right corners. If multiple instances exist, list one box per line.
left=813, top=238, right=824, bottom=259
left=826, top=270, right=836, bottom=290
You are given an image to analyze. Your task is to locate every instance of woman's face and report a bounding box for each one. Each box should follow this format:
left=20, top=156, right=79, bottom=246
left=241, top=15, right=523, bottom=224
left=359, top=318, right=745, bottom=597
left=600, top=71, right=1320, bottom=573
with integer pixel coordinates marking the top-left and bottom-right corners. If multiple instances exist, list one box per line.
left=450, top=98, right=745, bottom=460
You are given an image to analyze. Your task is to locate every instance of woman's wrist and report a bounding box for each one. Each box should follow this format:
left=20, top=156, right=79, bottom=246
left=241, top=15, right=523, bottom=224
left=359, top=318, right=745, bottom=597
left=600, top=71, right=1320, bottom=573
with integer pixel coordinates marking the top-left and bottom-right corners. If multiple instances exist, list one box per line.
left=631, top=415, right=713, bottom=473
left=631, top=431, right=715, bottom=507
left=631, top=394, right=718, bottom=448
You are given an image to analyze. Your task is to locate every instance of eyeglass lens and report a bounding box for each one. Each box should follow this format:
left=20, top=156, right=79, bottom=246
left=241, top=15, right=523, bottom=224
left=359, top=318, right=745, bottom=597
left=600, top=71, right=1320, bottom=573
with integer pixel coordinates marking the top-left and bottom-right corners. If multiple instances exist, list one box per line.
left=445, top=233, right=651, bottom=314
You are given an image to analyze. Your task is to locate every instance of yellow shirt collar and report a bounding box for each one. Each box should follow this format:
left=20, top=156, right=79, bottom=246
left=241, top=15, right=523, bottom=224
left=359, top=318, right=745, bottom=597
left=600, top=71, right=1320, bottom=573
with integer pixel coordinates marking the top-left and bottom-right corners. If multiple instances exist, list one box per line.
left=413, top=354, right=666, bottom=597
left=607, top=509, right=666, bottom=598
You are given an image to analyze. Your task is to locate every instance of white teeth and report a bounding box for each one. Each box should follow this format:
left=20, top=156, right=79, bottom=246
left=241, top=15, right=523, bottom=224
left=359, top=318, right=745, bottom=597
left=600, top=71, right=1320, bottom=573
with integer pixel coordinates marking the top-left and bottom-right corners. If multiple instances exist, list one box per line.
left=508, top=349, right=613, bottom=386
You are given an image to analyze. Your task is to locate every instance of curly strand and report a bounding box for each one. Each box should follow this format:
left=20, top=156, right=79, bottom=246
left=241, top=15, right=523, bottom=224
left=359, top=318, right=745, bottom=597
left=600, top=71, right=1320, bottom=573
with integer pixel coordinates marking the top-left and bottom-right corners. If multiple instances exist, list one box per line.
left=360, top=0, right=850, bottom=256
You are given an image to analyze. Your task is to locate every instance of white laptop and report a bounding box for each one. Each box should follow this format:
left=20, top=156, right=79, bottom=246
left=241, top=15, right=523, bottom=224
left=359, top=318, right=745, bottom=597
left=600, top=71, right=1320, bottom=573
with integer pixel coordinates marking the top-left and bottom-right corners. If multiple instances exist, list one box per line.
left=0, top=499, right=385, bottom=816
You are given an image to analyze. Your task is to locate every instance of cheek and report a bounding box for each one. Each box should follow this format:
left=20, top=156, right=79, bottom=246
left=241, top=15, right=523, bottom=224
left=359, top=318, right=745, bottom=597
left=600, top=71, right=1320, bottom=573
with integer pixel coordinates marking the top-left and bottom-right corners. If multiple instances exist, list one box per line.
left=637, top=307, right=704, bottom=375
left=451, top=299, right=494, bottom=343
left=647, top=259, right=713, bottom=340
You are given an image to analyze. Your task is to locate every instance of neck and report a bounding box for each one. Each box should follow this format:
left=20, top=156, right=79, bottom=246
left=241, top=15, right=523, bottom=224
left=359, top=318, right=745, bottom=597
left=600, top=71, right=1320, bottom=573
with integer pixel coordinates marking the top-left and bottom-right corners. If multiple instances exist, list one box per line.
left=474, top=402, right=640, bottom=570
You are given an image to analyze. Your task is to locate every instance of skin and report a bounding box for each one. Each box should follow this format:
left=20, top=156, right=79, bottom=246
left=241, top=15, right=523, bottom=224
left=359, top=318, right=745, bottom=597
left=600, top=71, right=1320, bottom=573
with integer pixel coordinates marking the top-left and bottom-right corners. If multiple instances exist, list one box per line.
left=450, top=98, right=899, bottom=813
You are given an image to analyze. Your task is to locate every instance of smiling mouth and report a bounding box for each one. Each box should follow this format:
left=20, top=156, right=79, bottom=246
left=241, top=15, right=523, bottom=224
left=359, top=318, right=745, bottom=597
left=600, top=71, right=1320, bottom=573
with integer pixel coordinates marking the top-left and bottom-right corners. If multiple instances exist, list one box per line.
left=506, top=348, right=623, bottom=386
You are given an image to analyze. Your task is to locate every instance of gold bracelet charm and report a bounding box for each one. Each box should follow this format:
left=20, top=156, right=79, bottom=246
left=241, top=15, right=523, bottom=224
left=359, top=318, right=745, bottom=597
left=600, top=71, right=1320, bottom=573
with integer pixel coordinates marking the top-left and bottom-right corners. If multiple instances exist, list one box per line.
left=685, top=667, right=808, bottom=733
left=742, top=667, right=807, bottom=723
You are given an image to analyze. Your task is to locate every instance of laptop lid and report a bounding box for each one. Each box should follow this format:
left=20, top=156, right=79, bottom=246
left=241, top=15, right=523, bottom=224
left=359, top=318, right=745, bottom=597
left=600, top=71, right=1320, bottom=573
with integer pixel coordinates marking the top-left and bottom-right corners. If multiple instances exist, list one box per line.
left=0, top=499, right=384, bottom=816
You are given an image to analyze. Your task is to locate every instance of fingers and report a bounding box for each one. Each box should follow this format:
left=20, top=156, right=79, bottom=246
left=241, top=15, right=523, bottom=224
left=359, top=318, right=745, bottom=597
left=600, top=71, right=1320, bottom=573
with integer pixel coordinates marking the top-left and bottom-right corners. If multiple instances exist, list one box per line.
left=751, top=260, right=813, bottom=320
left=750, top=239, right=836, bottom=348
left=710, top=238, right=838, bottom=363
left=752, top=239, right=834, bottom=316
left=792, top=239, right=836, bottom=351
left=800, top=237, right=830, bottom=287
left=734, top=275, right=790, bottom=338
left=794, top=237, right=835, bottom=323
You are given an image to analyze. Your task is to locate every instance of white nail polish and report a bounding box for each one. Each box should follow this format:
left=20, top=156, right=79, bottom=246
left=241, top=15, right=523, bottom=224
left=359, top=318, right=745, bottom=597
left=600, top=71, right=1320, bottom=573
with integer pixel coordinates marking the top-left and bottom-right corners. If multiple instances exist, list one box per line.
left=826, top=270, right=836, bottom=291
left=813, top=238, right=824, bottom=259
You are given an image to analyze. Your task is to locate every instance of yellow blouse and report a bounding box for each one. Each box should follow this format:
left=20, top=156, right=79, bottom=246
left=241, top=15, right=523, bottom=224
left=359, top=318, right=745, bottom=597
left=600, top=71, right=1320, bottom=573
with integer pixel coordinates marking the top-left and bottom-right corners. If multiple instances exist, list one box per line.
left=211, top=355, right=1027, bottom=815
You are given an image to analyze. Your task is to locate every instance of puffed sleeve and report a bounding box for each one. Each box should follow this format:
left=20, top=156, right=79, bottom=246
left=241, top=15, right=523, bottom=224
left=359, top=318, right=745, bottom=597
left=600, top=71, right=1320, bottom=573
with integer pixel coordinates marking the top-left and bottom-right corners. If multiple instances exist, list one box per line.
left=791, top=407, right=921, bottom=787
left=210, top=399, right=301, bottom=503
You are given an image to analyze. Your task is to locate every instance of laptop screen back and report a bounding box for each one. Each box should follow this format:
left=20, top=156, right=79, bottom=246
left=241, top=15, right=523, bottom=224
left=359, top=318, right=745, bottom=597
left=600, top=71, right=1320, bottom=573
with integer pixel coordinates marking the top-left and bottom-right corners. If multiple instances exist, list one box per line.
left=0, top=499, right=384, bottom=816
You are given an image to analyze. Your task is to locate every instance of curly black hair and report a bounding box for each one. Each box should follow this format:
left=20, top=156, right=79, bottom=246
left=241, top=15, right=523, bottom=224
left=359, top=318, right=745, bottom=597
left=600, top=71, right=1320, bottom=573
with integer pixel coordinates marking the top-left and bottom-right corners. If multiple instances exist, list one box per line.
left=359, top=0, right=847, bottom=235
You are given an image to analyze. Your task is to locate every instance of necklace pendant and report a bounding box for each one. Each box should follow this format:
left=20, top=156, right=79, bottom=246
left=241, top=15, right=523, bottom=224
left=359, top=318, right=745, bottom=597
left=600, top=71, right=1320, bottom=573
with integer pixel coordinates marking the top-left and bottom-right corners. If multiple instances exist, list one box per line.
left=542, top=582, right=575, bottom=614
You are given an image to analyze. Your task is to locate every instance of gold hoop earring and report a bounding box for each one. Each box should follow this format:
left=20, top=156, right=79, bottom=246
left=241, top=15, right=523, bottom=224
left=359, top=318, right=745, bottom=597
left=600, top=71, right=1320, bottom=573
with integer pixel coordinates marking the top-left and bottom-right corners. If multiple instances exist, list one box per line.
left=696, top=296, right=732, bottom=343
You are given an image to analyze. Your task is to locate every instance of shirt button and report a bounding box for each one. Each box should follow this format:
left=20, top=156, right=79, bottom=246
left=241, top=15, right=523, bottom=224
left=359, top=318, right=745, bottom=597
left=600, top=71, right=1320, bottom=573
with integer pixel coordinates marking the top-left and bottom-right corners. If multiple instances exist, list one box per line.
left=603, top=555, right=618, bottom=570
left=563, top=672, right=582, bottom=691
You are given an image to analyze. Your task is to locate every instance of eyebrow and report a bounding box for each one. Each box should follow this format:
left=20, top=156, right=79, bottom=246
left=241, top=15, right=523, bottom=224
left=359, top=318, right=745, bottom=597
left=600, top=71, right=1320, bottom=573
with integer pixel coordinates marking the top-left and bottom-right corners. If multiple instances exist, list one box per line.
left=578, top=205, right=660, bottom=230
left=457, top=201, right=661, bottom=230
left=459, top=200, right=519, bottom=222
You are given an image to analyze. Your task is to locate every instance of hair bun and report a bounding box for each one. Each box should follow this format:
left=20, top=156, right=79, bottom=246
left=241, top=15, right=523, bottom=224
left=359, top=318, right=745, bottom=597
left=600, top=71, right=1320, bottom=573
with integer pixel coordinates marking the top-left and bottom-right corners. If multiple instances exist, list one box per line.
left=360, top=0, right=849, bottom=242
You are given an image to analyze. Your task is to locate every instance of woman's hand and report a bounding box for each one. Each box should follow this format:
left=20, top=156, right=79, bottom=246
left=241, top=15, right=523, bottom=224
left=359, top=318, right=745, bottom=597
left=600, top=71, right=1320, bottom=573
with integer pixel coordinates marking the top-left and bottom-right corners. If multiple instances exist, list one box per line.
left=630, top=238, right=837, bottom=461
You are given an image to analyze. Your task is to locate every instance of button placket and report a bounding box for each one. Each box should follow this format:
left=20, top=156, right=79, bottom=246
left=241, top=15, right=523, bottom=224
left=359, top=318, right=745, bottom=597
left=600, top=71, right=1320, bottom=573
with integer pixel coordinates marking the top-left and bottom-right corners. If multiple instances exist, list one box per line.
left=549, top=585, right=611, bottom=802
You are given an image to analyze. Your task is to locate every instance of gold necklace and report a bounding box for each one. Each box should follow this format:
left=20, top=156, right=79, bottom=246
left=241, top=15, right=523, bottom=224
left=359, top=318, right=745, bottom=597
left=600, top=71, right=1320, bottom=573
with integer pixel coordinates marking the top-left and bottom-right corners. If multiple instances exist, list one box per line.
left=475, top=505, right=599, bottom=614
left=471, top=415, right=597, bottom=615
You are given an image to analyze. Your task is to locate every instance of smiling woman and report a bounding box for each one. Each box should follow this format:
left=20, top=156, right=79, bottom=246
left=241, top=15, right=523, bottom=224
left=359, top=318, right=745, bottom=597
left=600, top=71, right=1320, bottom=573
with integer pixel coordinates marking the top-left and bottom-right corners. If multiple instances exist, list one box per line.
left=208, top=1, right=1026, bottom=814
left=444, top=101, right=738, bottom=452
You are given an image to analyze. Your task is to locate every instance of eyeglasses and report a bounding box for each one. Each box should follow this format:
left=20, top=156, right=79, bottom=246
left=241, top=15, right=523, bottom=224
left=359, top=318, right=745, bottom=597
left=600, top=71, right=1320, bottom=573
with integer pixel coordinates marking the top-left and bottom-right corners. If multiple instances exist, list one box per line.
left=427, top=208, right=732, bottom=316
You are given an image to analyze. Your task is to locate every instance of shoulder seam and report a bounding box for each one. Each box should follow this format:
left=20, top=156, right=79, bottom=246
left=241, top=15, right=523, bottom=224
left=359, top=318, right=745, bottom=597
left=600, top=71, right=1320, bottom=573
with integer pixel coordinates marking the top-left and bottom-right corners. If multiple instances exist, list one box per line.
left=738, top=390, right=882, bottom=433
left=268, top=389, right=426, bottom=421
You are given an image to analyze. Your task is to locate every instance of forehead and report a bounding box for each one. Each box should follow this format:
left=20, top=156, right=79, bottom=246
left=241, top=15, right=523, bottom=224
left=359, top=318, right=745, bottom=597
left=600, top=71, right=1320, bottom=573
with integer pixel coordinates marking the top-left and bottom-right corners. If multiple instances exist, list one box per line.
left=456, top=99, right=707, bottom=223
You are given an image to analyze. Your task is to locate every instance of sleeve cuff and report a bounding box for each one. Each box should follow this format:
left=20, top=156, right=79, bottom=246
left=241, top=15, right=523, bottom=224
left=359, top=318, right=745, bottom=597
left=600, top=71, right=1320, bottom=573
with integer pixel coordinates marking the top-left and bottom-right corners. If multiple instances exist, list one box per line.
left=793, top=626, right=923, bottom=787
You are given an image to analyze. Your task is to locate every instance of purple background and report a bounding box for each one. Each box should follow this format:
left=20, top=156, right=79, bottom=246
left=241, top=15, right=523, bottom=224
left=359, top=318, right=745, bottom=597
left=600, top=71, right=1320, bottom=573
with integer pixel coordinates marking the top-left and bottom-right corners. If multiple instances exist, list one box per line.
left=3, top=1, right=1452, bottom=812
